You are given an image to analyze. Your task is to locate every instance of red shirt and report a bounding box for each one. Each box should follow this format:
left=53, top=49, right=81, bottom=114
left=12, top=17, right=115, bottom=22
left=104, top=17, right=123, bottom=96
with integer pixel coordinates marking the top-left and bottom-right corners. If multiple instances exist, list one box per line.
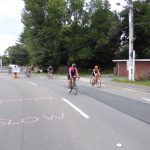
left=69, top=67, right=78, bottom=77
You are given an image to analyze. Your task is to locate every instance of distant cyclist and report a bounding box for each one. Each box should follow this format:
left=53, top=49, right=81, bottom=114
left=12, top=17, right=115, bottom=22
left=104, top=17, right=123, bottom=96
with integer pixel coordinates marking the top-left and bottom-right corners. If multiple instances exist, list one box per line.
left=47, top=65, right=53, bottom=79
left=8, top=66, right=12, bottom=74
left=13, top=65, right=19, bottom=78
left=25, top=66, right=31, bottom=78
left=92, top=66, right=100, bottom=78
left=68, top=63, right=79, bottom=92
left=91, top=65, right=101, bottom=86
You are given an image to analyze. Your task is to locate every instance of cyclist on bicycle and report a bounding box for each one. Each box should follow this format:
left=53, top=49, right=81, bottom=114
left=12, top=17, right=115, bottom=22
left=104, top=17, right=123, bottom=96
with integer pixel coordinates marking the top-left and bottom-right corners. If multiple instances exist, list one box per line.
left=47, top=65, right=53, bottom=78
left=68, top=63, right=79, bottom=92
left=25, top=66, right=31, bottom=78
left=91, top=65, right=101, bottom=84
left=13, top=65, right=19, bottom=78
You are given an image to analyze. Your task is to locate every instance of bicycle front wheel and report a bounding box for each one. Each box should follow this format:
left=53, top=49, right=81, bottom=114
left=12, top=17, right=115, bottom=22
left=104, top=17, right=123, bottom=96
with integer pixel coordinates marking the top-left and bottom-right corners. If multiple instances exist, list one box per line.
left=96, top=79, right=101, bottom=88
left=72, top=83, right=78, bottom=95
left=90, top=77, right=95, bottom=87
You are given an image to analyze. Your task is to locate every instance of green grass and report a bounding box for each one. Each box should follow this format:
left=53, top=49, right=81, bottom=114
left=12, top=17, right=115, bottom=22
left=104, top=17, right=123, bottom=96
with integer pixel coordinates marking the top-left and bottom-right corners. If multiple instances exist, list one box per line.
left=112, top=79, right=150, bottom=87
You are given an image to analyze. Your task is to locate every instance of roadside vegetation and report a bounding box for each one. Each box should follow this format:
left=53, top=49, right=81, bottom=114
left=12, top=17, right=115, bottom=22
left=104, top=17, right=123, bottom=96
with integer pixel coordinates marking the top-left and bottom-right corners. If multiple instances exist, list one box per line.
left=112, top=79, right=150, bottom=87
left=1, top=0, right=150, bottom=73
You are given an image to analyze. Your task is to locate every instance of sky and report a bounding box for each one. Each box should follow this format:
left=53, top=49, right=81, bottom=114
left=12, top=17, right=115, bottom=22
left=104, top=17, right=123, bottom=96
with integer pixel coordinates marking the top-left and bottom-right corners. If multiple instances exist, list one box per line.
left=0, top=0, right=127, bottom=56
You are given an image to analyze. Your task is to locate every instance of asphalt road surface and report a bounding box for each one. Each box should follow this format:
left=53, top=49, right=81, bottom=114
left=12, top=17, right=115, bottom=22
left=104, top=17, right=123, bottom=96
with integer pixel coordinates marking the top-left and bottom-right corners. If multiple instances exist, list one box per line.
left=0, top=73, right=150, bottom=150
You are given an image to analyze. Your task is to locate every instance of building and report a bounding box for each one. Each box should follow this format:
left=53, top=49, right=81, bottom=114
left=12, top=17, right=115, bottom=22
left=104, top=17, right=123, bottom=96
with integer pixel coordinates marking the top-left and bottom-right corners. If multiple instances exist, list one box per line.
left=113, top=59, right=150, bottom=80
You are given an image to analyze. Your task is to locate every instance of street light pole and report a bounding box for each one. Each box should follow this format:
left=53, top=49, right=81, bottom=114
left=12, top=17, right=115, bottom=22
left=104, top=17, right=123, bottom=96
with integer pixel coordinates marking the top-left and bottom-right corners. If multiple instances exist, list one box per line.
left=128, top=0, right=134, bottom=81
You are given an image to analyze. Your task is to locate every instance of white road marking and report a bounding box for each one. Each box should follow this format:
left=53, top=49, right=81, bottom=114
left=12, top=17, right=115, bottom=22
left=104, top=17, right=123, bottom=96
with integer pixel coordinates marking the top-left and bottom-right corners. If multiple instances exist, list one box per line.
left=28, top=82, right=38, bottom=85
left=122, top=88, right=137, bottom=92
left=107, top=83, right=149, bottom=93
left=0, top=97, right=53, bottom=104
left=88, top=84, right=105, bottom=87
left=0, top=113, right=64, bottom=127
left=142, top=98, right=150, bottom=102
left=43, top=113, right=64, bottom=120
left=62, top=98, right=90, bottom=119
left=116, top=143, right=123, bottom=147
left=42, top=87, right=49, bottom=91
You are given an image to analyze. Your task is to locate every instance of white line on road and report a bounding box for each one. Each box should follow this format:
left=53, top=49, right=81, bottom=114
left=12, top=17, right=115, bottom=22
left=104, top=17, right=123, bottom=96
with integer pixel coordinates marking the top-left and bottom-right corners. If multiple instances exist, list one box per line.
left=116, top=143, right=123, bottom=147
left=62, top=98, right=90, bottom=119
left=122, top=88, right=137, bottom=92
left=88, top=84, right=105, bottom=87
left=28, top=82, right=38, bottom=85
left=142, top=98, right=150, bottom=102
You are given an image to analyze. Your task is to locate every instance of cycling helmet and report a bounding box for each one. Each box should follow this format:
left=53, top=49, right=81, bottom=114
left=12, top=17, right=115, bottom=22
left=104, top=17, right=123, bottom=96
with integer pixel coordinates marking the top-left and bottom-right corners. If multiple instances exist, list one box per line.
left=95, top=65, right=98, bottom=69
left=72, top=63, right=76, bottom=67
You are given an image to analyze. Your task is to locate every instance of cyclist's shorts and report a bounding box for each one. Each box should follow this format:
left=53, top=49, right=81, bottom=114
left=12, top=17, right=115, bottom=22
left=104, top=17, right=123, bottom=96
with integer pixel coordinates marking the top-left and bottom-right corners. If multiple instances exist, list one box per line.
left=67, top=74, right=77, bottom=80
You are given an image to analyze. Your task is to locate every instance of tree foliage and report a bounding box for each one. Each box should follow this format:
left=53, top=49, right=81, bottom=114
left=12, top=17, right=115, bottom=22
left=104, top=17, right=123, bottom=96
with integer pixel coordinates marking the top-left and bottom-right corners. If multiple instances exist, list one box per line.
left=118, top=0, right=150, bottom=59
left=0, top=56, right=10, bottom=66
left=18, top=0, right=150, bottom=70
left=8, top=44, right=30, bottom=66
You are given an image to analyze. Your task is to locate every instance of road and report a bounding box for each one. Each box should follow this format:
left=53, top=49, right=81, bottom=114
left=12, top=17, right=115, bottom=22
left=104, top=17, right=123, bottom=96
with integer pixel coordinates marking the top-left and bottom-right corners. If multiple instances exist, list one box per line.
left=0, top=73, right=150, bottom=150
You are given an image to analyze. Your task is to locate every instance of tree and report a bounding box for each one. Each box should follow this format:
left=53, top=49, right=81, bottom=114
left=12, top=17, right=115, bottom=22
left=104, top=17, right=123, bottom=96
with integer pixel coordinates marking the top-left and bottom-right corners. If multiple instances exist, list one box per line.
left=0, top=56, right=10, bottom=66
left=20, top=0, right=121, bottom=70
left=21, top=0, right=67, bottom=69
left=71, top=0, right=120, bottom=68
left=8, top=44, right=30, bottom=66
left=119, top=0, right=150, bottom=59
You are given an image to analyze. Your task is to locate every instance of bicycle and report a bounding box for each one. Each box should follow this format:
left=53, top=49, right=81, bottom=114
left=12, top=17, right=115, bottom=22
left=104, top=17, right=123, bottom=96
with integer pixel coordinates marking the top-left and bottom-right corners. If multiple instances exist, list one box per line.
left=69, top=76, right=80, bottom=95
left=13, top=72, right=19, bottom=79
left=25, top=71, right=31, bottom=78
left=90, top=76, right=101, bottom=88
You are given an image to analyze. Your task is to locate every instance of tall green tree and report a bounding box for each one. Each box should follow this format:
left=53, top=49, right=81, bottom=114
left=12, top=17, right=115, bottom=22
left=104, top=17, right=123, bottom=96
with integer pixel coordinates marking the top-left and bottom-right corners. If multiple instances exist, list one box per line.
left=8, top=44, right=30, bottom=66
left=0, top=56, right=10, bottom=66
left=20, top=0, right=121, bottom=70
left=119, top=0, right=150, bottom=59
left=21, top=0, right=66, bottom=68
left=70, top=0, right=120, bottom=68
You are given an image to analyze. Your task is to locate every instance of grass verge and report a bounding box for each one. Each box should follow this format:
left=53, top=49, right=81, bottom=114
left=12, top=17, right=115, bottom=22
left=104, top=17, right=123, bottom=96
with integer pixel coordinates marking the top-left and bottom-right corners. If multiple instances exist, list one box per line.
left=112, top=79, right=150, bottom=87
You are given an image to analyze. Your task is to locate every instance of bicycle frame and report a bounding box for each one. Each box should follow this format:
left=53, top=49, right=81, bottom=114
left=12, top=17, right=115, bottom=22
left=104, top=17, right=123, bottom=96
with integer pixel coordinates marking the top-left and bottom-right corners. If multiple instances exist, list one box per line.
left=90, top=76, right=101, bottom=88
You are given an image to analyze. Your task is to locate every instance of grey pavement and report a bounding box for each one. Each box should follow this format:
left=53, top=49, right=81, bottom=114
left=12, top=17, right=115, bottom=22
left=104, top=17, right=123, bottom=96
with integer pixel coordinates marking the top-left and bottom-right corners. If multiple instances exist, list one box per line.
left=0, top=73, right=150, bottom=150
left=55, top=74, right=150, bottom=92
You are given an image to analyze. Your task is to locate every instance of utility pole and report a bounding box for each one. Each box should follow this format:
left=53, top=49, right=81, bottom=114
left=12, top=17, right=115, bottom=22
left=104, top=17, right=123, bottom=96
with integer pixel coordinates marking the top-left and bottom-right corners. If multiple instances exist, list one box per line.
left=128, top=0, right=134, bottom=81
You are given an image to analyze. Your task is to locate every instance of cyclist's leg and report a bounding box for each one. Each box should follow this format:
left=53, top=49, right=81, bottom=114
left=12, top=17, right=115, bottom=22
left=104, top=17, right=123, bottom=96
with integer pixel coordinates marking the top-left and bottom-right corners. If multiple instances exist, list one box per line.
left=48, top=71, right=51, bottom=78
left=68, top=76, right=72, bottom=92
left=72, top=77, right=78, bottom=95
left=96, top=77, right=101, bottom=87
left=50, top=71, right=53, bottom=79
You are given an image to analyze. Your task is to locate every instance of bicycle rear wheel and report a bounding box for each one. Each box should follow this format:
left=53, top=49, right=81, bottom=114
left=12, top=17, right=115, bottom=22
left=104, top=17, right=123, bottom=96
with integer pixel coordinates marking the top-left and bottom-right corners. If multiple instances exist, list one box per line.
left=72, top=83, right=78, bottom=95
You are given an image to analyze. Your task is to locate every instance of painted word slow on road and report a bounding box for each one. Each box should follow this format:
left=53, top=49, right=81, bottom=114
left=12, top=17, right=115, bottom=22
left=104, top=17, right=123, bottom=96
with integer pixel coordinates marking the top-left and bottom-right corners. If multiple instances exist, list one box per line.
left=0, top=113, right=64, bottom=127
